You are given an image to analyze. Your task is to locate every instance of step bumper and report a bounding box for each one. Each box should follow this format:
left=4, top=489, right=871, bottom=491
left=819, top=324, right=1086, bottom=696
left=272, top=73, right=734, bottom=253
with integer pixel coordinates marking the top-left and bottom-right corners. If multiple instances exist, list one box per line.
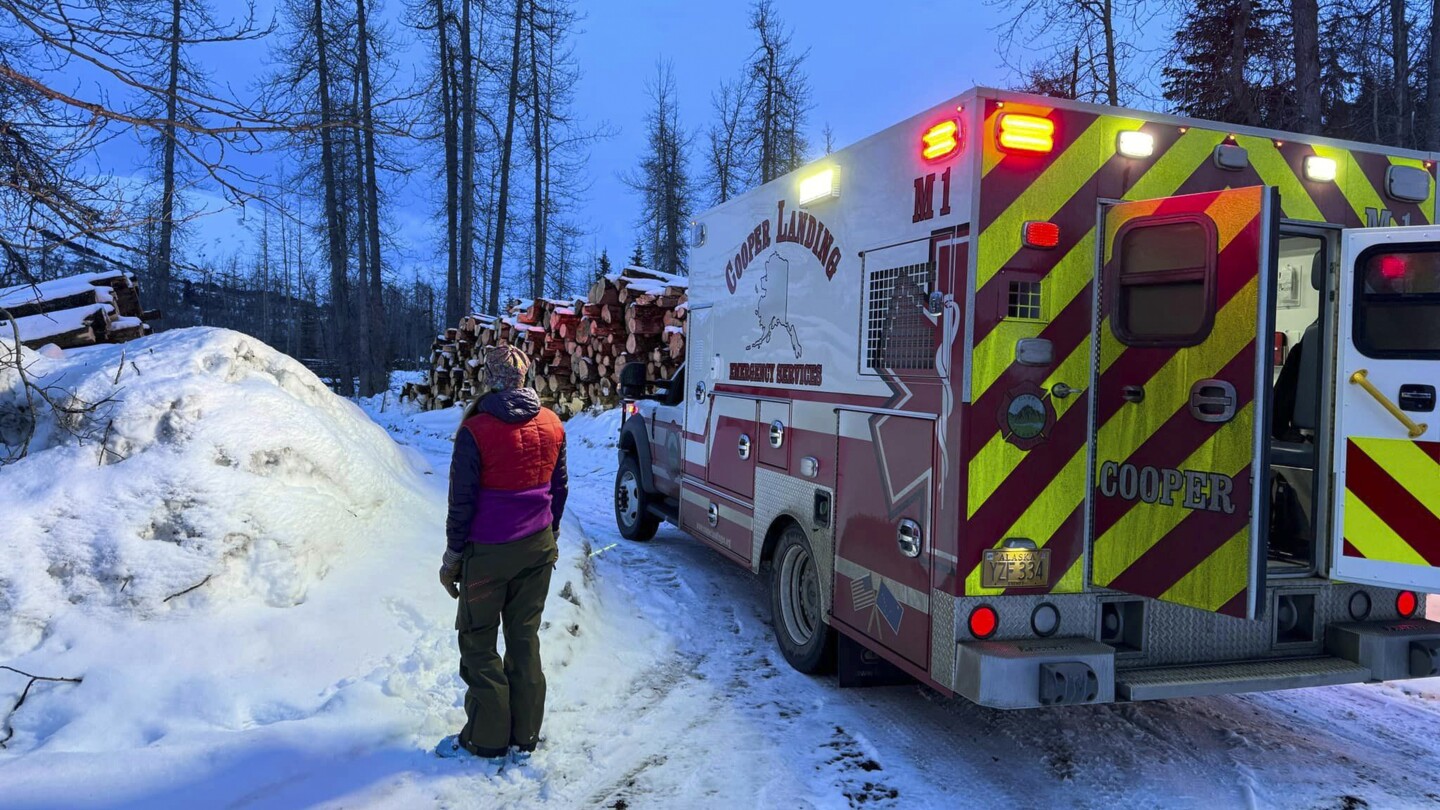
left=1117, top=657, right=1371, bottom=701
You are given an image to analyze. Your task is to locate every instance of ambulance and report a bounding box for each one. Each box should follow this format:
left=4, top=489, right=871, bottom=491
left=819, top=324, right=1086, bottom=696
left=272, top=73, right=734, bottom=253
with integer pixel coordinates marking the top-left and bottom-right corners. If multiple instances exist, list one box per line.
left=614, top=87, right=1440, bottom=707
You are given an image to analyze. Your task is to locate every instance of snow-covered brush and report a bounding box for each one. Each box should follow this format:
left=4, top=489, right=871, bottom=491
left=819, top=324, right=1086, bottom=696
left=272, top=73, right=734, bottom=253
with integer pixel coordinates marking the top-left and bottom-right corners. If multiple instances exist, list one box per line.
left=0, top=313, right=119, bottom=465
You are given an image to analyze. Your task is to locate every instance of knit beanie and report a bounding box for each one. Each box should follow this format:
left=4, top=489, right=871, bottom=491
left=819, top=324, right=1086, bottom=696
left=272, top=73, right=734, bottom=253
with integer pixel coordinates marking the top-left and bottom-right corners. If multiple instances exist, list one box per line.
left=484, top=344, right=531, bottom=391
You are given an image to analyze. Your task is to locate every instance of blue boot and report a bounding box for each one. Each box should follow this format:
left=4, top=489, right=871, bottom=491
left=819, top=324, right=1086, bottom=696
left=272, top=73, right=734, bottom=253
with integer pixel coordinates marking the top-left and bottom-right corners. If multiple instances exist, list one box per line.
left=435, top=735, right=506, bottom=772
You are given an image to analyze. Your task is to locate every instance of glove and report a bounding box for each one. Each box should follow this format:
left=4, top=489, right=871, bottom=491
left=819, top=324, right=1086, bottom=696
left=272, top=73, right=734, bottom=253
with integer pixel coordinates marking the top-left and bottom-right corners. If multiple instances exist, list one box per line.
left=440, top=549, right=463, bottom=599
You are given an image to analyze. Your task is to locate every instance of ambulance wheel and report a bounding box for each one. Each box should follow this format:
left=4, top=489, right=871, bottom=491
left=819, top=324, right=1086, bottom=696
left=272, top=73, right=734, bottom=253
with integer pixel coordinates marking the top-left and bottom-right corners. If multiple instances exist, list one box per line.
left=615, top=455, right=659, bottom=541
left=770, top=524, right=835, bottom=674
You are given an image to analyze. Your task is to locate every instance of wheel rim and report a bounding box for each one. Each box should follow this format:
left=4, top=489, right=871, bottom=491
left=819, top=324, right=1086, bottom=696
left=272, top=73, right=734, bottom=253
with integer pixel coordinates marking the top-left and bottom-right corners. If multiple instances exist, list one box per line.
left=616, top=470, right=640, bottom=528
left=779, top=540, right=820, bottom=646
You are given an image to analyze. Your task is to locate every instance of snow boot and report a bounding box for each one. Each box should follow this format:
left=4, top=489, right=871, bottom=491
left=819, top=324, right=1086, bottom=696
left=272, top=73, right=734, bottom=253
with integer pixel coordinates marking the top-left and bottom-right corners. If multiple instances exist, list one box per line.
left=509, top=745, right=535, bottom=766
left=434, top=735, right=507, bottom=773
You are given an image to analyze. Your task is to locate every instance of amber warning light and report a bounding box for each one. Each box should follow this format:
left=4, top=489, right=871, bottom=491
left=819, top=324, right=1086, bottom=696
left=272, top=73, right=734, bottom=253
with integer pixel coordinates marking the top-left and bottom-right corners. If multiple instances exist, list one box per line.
left=922, top=119, right=960, bottom=160
left=998, top=113, right=1056, bottom=154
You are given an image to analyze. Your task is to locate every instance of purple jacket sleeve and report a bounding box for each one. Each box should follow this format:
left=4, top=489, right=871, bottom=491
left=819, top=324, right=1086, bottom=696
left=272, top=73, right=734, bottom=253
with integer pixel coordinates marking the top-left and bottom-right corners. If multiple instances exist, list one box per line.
left=550, top=438, right=569, bottom=531
left=446, top=427, right=480, bottom=554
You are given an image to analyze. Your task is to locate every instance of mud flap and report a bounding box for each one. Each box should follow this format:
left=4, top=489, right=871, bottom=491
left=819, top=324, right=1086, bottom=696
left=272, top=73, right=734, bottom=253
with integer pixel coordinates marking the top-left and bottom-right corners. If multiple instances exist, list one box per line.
left=837, top=634, right=916, bottom=688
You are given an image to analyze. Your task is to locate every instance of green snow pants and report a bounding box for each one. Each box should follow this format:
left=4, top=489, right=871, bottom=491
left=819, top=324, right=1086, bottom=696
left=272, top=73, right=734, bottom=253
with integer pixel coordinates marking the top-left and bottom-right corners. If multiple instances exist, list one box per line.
left=455, top=527, right=558, bottom=758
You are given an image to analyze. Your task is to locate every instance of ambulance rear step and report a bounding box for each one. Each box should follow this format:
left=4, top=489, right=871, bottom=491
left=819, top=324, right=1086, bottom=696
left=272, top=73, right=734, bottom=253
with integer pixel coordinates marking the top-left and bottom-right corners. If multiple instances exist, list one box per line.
left=1116, top=657, right=1370, bottom=701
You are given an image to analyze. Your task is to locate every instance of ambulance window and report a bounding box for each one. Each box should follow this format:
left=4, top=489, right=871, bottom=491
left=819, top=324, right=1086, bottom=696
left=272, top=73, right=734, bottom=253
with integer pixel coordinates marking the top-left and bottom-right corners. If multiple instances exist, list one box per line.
left=1113, top=216, right=1216, bottom=346
left=1354, top=246, right=1440, bottom=359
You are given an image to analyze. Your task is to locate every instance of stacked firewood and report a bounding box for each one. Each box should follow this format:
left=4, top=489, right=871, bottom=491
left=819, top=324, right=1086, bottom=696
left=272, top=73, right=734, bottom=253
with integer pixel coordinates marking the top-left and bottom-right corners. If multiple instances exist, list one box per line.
left=403, top=266, right=688, bottom=417
left=0, top=271, right=157, bottom=350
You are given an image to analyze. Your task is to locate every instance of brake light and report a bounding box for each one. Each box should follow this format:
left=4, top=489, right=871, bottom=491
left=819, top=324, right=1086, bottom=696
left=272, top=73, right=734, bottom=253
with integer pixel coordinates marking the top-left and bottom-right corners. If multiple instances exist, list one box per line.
left=997, top=113, right=1055, bottom=153
left=1022, top=220, right=1060, bottom=249
left=1397, top=590, right=1419, bottom=618
left=922, top=119, right=960, bottom=161
left=969, top=605, right=999, bottom=639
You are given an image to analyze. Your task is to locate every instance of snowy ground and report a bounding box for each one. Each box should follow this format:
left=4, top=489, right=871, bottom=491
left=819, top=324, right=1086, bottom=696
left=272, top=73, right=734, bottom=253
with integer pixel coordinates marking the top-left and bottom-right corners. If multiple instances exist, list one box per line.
left=3, top=329, right=1440, bottom=808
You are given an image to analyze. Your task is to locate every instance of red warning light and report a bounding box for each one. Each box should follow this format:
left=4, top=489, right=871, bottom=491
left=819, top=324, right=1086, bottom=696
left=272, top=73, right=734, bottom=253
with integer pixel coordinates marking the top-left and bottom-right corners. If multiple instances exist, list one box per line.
left=997, top=113, right=1055, bottom=153
left=969, top=605, right=999, bottom=639
left=922, top=119, right=960, bottom=161
left=1379, top=254, right=1408, bottom=280
left=1398, top=590, right=1419, bottom=618
left=1023, top=220, right=1061, bottom=249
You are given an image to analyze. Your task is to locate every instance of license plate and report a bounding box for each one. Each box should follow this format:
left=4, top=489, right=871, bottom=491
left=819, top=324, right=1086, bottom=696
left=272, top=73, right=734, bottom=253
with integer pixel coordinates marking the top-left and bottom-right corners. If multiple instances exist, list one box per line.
left=981, top=548, right=1052, bottom=589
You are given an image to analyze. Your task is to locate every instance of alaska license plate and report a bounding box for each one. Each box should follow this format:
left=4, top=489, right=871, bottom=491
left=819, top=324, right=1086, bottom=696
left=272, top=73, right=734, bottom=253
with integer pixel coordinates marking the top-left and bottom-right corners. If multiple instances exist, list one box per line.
left=981, top=548, right=1052, bottom=589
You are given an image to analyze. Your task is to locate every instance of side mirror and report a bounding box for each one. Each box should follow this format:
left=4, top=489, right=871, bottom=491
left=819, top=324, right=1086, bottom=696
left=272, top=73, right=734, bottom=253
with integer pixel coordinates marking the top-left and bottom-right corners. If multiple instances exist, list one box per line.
left=619, top=362, right=649, bottom=399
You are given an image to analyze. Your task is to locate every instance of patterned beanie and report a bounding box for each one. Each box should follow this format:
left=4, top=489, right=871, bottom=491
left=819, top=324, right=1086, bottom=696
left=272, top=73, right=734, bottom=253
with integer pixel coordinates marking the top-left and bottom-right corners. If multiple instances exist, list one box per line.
left=484, top=344, right=531, bottom=391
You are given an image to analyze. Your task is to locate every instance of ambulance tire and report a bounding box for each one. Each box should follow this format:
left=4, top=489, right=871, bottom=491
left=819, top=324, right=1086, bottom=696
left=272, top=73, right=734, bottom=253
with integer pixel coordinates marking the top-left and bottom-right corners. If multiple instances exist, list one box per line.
left=770, top=524, right=836, bottom=674
left=615, top=454, right=659, bottom=541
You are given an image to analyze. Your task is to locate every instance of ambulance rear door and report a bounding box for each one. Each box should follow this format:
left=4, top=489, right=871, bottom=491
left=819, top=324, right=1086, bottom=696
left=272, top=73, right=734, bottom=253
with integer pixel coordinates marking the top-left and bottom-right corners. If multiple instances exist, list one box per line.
left=1089, top=186, right=1280, bottom=620
left=1330, top=227, right=1440, bottom=592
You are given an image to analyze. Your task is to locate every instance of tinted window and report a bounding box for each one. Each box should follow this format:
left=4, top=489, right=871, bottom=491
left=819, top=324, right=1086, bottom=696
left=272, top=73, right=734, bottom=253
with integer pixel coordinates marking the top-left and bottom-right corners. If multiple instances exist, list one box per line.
left=1114, top=217, right=1216, bottom=346
left=1355, top=247, right=1440, bottom=358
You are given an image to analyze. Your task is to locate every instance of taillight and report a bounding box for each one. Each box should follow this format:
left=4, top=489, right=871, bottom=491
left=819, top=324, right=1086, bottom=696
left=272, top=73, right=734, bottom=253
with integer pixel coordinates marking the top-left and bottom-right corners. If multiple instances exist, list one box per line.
left=1022, top=220, right=1060, bottom=249
left=623, top=402, right=638, bottom=418
left=969, top=605, right=998, bottom=639
left=997, top=113, right=1055, bottom=154
left=1397, top=590, right=1419, bottom=618
left=922, top=119, right=960, bottom=161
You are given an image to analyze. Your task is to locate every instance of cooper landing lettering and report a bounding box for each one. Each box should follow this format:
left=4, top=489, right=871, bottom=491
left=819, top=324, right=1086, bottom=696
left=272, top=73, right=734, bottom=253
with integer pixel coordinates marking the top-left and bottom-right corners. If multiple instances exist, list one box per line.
left=1098, top=461, right=1236, bottom=514
left=725, top=200, right=842, bottom=293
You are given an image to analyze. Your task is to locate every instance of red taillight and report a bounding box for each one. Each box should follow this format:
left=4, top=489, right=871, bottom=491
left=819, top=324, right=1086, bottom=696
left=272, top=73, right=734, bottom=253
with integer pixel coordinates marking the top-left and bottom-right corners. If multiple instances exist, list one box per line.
left=1022, top=220, right=1060, bottom=249
left=922, top=119, right=960, bottom=161
left=997, top=113, right=1055, bottom=154
left=623, top=402, right=638, bottom=418
left=969, top=605, right=998, bottom=639
left=1397, top=590, right=1419, bottom=618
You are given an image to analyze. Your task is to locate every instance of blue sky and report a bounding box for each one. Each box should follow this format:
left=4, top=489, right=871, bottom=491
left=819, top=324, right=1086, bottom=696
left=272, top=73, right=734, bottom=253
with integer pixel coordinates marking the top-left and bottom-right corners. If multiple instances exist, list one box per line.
left=88, top=0, right=1020, bottom=288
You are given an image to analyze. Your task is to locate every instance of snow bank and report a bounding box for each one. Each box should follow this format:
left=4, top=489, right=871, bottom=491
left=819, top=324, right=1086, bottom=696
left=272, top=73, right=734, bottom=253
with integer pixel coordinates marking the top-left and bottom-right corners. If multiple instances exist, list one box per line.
left=0, top=327, right=431, bottom=657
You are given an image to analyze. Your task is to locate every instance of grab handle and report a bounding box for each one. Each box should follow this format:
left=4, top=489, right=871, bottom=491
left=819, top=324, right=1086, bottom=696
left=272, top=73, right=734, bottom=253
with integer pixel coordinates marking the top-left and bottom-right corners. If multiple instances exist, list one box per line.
left=1350, top=369, right=1428, bottom=438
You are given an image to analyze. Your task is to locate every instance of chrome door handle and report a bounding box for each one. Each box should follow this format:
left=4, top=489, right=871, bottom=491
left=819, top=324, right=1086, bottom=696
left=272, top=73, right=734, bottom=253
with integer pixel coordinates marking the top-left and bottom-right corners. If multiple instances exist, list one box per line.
left=694, top=381, right=707, bottom=403
left=738, top=433, right=752, bottom=459
left=769, top=420, right=785, bottom=448
left=1122, top=385, right=1145, bottom=404
left=1189, top=379, right=1236, bottom=423
left=707, top=502, right=719, bottom=527
left=897, top=519, right=923, bottom=558
left=1052, top=382, right=1079, bottom=399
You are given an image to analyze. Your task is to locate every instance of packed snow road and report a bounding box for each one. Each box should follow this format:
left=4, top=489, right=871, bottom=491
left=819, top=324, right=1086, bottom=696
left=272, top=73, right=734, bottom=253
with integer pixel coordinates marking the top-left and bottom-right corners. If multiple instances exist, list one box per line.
left=2, top=338, right=1439, bottom=809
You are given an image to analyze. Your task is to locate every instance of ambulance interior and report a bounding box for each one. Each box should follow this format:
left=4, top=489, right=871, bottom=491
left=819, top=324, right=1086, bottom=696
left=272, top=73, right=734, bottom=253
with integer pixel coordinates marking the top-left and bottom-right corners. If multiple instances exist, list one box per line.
left=1268, top=232, right=1330, bottom=576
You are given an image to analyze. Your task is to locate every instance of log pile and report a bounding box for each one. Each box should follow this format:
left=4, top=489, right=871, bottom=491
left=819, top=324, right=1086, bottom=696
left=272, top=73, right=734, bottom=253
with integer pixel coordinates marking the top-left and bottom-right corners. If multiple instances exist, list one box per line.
left=403, top=266, right=688, bottom=417
left=0, top=271, right=157, bottom=350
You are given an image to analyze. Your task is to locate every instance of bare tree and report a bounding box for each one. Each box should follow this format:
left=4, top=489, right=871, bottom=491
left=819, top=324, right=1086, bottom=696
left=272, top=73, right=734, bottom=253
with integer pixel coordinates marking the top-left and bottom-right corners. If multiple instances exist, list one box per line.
left=487, top=0, right=524, bottom=313
left=1430, top=0, right=1440, bottom=149
left=624, top=60, right=692, bottom=277
left=1293, top=0, right=1322, bottom=133
left=989, top=0, right=1148, bottom=106
left=745, top=0, right=810, bottom=183
left=703, top=77, right=754, bottom=205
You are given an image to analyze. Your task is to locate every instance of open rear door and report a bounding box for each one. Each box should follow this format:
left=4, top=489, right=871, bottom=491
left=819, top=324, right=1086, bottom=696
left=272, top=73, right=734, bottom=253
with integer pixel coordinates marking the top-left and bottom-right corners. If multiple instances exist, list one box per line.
left=1090, top=186, right=1279, bottom=619
left=1331, top=227, right=1440, bottom=592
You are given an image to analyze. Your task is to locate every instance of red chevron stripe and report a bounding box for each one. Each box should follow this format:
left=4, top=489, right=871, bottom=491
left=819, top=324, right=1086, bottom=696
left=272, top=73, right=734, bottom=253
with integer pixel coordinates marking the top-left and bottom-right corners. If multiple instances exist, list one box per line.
left=1350, top=150, right=1430, bottom=226
left=1218, top=589, right=1248, bottom=619
left=1103, top=467, right=1253, bottom=596
left=1345, top=440, right=1440, bottom=566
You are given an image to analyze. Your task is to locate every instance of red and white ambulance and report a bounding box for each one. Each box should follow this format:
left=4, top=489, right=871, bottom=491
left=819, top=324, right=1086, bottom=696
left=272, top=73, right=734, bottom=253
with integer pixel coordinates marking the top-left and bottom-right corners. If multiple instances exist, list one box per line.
left=615, top=87, right=1440, bottom=707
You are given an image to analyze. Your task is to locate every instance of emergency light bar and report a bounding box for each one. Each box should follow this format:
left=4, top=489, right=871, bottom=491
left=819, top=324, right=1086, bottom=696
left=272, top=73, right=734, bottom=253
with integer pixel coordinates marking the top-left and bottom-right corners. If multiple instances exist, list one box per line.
left=997, top=113, right=1055, bottom=154
left=798, top=167, right=840, bottom=208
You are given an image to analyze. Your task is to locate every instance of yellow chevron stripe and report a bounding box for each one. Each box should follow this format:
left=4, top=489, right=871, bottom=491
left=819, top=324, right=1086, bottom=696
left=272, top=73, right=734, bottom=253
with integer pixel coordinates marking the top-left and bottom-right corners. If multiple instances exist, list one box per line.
left=1205, top=186, right=1264, bottom=252
left=1351, top=437, right=1440, bottom=521
left=1343, top=489, right=1430, bottom=566
left=977, top=115, right=1140, bottom=289
left=1386, top=155, right=1436, bottom=224
left=965, top=444, right=1090, bottom=595
left=1159, top=526, right=1250, bottom=612
left=967, top=330, right=1092, bottom=517
left=1233, top=135, right=1325, bottom=223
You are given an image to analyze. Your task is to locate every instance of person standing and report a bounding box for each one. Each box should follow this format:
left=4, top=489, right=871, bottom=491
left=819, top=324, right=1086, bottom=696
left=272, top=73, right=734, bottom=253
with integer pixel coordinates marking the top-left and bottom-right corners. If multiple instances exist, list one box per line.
left=435, top=345, right=568, bottom=766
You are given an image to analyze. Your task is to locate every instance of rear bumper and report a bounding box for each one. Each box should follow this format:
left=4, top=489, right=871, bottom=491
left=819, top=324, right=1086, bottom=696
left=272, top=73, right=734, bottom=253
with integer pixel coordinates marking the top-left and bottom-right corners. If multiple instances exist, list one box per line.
left=953, top=618, right=1440, bottom=709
